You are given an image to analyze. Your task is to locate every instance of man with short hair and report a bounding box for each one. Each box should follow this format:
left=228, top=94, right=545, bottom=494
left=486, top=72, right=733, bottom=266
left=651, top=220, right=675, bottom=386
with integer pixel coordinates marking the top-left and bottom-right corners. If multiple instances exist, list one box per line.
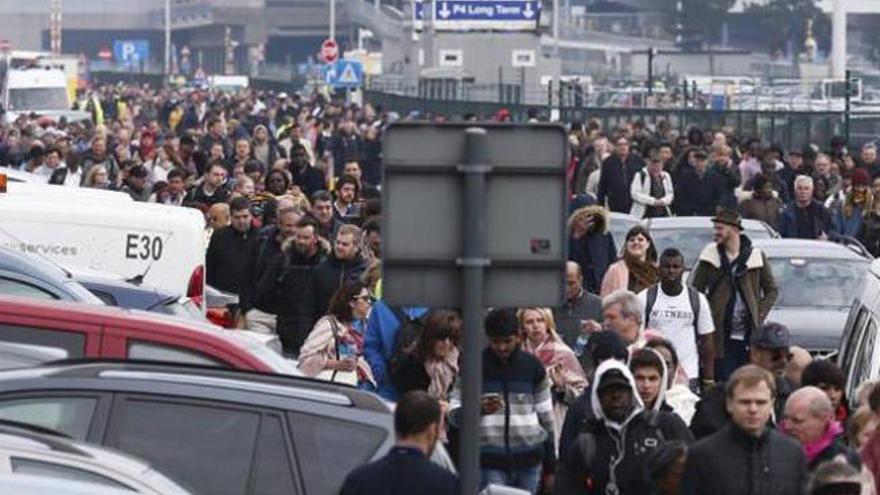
left=630, top=156, right=674, bottom=219
left=313, top=224, right=368, bottom=316
left=554, top=261, right=603, bottom=370
left=310, top=190, right=339, bottom=240
left=81, top=136, right=120, bottom=186
left=186, top=163, right=230, bottom=206
left=121, top=164, right=151, bottom=202
left=259, top=216, right=328, bottom=355
left=288, top=144, right=324, bottom=197
left=555, top=359, right=693, bottom=495
left=597, top=136, right=644, bottom=213
left=691, top=209, right=778, bottom=379
left=340, top=391, right=458, bottom=495
left=461, top=308, right=555, bottom=494
left=33, top=147, right=63, bottom=182
left=863, top=143, right=880, bottom=178
left=334, top=174, right=361, bottom=223
left=239, top=207, right=303, bottom=334
left=630, top=348, right=672, bottom=413
left=638, top=248, right=715, bottom=389
left=205, top=197, right=259, bottom=295
left=689, top=322, right=795, bottom=439
left=681, top=365, right=807, bottom=495
left=151, top=168, right=187, bottom=205
left=779, top=175, right=838, bottom=240
left=784, top=386, right=860, bottom=473
left=602, top=289, right=645, bottom=350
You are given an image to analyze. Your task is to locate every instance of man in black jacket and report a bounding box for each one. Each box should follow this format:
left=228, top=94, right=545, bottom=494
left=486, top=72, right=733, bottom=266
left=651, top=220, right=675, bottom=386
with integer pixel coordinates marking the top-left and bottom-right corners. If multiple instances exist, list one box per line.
left=340, top=391, right=458, bottom=495
left=312, top=224, right=368, bottom=316
left=205, top=197, right=259, bottom=295
left=690, top=322, right=794, bottom=439
left=258, top=217, right=327, bottom=355
left=555, top=360, right=693, bottom=495
left=681, top=364, right=808, bottom=495
left=239, top=207, right=302, bottom=333
left=597, top=136, right=644, bottom=213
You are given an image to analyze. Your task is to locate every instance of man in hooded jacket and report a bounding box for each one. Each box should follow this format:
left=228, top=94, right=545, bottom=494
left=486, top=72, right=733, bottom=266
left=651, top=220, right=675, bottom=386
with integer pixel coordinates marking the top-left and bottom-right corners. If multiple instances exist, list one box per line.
left=554, top=360, right=693, bottom=495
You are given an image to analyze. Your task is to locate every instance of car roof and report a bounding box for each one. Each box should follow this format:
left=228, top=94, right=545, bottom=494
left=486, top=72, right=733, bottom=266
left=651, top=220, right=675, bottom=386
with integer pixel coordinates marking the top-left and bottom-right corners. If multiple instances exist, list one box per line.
left=0, top=360, right=390, bottom=414
left=752, top=239, right=870, bottom=261
left=646, top=216, right=773, bottom=233
left=0, top=246, right=71, bottom=284
left=0, top=295, right=290, bottom=368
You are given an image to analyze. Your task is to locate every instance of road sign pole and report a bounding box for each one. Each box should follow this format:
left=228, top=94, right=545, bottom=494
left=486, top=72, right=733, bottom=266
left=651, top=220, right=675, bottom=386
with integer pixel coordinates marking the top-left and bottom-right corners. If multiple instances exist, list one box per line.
left=330, top=0, right=336, bottom=41
left=458, top=127, right=488, bottom=495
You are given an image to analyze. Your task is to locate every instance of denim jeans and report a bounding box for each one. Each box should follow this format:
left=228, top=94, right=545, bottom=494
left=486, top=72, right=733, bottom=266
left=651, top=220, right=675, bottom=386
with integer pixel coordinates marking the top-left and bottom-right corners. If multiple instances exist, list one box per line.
left=481, top=465, right=542, bottom=494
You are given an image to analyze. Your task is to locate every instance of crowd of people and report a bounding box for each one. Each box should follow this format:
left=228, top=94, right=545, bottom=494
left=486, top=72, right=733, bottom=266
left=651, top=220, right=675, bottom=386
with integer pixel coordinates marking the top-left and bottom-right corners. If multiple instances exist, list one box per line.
left=5, top=82, right=880, bottom=494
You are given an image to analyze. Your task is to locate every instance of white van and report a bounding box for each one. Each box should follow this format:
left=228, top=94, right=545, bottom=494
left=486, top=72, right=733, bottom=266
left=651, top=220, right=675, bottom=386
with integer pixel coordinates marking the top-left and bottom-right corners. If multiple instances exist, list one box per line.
left=2, top=68, right=90, bottom=123
left=0, top=183, right=206, bottom=309
left=838, top=258, right=880, bottom=406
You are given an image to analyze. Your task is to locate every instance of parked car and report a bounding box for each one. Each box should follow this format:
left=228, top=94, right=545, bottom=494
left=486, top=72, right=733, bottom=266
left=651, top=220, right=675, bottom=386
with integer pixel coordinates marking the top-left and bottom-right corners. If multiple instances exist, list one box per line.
left=646, top=216, right=778, bottom=266
left=838, top=258, right=880, bottom=407
left=0, top=474, right=135, bottom=495
left=0, top=421, right=191, bottom=494
left=0, top=295, right=300, bottom=375
left=0, top=360, right=394, bottom=495
left=0, top=341, right=66, bottom=370
left=0, top=246, right=104, bottom=304
left=753, top=239, right=871, bottom=356
left=74, top=272, right=202, bottom=320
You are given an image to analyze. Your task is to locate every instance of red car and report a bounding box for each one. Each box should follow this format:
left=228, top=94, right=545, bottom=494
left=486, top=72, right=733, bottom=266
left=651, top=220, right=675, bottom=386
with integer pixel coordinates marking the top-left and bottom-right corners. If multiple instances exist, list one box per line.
left=0, top=295, right=301, bottom=375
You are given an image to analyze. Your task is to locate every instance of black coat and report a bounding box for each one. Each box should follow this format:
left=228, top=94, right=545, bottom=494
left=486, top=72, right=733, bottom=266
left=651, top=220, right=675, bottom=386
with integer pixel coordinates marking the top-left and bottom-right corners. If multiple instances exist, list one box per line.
left=673, top=164, right=739, bottom=216
left=555, top=410, right=694, bottom=495
left=690, top=376, right=792, bottom=440
left=859, top=212, right=880, bottom=257
left=313, top=254, right=369, bottom=316
left=568, top=232, right=616, bottom=294
left=597, top=153, right=643, bottom=213
left=205, top=226, right=260, bottom=295
left=339, top=446, right=459, bottom=495
left=239, top=227, right=284, bottom=314
left=289, top=164, right=325, bottom=198
left=680, top=425, right=807, bottom=495
left=259, top=246, right=327, bottom=354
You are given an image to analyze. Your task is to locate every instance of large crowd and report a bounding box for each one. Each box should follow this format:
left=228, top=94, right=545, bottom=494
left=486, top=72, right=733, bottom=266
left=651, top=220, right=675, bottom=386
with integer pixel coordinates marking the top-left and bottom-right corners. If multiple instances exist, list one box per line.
left=4, top=83, right=880, bottom=495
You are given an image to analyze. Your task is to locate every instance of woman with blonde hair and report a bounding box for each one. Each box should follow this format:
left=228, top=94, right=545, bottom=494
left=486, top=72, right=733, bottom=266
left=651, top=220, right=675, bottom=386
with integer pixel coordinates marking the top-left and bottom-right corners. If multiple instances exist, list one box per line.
left=82, top=164, right=112, bottom=189
left=519, top=307, right=586, bottom=447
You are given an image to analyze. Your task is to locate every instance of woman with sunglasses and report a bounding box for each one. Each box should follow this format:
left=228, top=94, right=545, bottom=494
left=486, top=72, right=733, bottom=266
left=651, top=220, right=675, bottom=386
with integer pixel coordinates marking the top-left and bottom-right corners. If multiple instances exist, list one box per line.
left=299, top=281, right=375, bottom=390
left=390, top=310, right=461, bottom=404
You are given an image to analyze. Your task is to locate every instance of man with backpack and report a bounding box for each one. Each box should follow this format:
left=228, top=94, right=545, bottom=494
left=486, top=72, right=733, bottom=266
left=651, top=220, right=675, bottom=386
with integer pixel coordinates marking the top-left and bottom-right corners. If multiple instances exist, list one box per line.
left=629, top=155, right=674, bottom=219
left=554, top=359, right=694, bottom=495
left=364, top=300, right=430, bottom=401
left=638, top=248, right=715, bottom=392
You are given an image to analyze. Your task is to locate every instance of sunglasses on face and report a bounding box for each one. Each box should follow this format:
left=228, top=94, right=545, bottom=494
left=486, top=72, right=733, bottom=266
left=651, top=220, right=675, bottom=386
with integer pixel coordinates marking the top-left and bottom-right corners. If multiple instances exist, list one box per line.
left=351, top=294, right=373, bottom=302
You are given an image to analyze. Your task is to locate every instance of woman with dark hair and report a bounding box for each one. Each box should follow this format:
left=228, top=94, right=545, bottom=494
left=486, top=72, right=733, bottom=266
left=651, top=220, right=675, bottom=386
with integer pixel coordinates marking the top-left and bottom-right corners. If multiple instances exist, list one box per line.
left=264, top=168, right=291, bottom=197
left=298, top=281, right=375, bottom=389
left=390, top=309, right=461, bottom=403
left=600, top=225, right=659, bottom=296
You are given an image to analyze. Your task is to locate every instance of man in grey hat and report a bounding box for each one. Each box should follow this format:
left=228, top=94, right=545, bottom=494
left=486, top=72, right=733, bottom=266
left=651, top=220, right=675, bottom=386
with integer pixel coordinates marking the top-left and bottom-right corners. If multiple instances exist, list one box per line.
left=691, top=209, right=778, bottom=383
left=689, top=322, right=795, bottom=440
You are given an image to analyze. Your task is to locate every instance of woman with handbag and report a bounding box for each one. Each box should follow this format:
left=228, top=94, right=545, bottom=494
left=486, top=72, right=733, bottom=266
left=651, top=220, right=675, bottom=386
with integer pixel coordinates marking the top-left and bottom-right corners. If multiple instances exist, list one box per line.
left=298, top=281, right=375, bottom=389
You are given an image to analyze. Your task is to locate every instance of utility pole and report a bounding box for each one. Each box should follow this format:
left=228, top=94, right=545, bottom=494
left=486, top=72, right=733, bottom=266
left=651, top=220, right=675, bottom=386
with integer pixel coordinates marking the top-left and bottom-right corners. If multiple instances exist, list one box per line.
left=647, top=47, right=656, bottom=95
left=424, top=0, right=434, bottom=69
left=165, top=0, right=171, bottom=75
left=49, top=0, right=63, bottom=55
left=831, top=0, right=846, bottom=79
left=330, top=0, right=336, bottom=41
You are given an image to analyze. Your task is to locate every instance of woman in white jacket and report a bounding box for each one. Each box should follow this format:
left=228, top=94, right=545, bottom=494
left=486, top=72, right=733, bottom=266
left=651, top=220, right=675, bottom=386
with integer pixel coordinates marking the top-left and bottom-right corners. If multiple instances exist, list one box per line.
left=630, top=156, right=674, bottom=219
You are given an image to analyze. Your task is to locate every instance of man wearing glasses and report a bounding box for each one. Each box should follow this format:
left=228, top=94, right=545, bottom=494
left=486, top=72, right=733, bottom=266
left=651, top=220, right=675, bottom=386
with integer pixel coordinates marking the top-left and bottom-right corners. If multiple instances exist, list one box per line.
left=689, top=322, right=795, bottom=440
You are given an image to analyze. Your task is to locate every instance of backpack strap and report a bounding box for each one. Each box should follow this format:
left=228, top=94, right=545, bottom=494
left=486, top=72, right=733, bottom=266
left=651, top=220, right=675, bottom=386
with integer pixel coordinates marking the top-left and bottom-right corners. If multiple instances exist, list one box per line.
left=644, top=285, right=659, bottom=328
left=686, top=286, right=701, bottom=343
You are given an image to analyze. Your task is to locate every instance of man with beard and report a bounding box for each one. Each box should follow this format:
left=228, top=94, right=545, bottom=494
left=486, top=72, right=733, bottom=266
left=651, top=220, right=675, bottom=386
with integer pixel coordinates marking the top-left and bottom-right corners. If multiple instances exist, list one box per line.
left=333, top=174, right=361, bottom=224
left=313, top=224, right=369, bottom=317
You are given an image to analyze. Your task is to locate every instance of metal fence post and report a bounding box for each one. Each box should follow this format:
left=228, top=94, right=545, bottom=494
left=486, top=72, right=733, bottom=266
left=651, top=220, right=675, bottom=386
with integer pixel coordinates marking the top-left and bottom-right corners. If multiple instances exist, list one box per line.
left=845, top=70, right=852, bottom=144
left=458, top=127, right=489, bottom=495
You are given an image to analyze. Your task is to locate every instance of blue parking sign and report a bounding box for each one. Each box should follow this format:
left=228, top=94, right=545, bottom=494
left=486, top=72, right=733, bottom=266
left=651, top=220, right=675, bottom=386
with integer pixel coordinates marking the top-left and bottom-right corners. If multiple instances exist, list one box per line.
left=113, top=40, right=150, bottom=65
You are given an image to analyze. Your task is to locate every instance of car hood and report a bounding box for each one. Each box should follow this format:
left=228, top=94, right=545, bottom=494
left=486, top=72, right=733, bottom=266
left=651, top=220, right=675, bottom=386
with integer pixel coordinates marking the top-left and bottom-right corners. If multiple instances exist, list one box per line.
left=766, top=307, right=848, bottom=352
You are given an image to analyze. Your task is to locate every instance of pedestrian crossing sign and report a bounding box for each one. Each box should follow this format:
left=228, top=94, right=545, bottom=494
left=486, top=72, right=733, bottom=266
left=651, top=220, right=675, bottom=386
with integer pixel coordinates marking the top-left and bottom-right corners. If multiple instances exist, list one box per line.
left=323, top=59, right=364, bottom=89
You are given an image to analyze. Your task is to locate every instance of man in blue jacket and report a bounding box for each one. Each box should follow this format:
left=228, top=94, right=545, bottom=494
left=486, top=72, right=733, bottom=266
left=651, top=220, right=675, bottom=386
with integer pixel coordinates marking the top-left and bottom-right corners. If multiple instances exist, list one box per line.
left=364, top=300, right=429, bottom=401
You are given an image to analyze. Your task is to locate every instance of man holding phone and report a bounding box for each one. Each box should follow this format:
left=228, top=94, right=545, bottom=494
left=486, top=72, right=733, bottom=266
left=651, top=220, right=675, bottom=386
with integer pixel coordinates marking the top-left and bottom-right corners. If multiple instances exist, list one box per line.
left=465, top=308, right=556, bottom=494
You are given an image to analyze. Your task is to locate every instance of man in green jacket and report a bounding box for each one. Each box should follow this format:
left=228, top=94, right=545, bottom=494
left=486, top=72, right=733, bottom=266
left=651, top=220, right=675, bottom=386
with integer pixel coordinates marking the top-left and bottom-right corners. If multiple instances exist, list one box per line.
left=691, top=209, right=778, bottom=383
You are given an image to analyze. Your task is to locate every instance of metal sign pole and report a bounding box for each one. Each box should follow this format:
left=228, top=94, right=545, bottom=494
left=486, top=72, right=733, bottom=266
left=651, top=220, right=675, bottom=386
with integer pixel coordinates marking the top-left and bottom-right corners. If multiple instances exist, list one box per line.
left=458, top=127, right=489, bottom=495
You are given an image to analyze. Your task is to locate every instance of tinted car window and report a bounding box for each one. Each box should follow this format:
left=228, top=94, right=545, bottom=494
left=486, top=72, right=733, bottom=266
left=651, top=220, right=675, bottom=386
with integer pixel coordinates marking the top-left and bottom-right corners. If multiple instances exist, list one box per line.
left=0, top=277, right=57, bottom=300
left=11, top=458, right=134, bottom=491
left=253, top=415, right=298, bottom=495
left=0, top=397, right=97, bottom=440
left=651, top=228, right=773, bottom=268
left=768, top=259, right=865, bottom=308
left=0, top=324, right=85, bottom=358
left=108, top=398, right=260, bottom=495
left=855, top=319, right=878, bottom=388
left=289, top=412, right=387, bottom=495
left=127, top=341, right=227, bottom=367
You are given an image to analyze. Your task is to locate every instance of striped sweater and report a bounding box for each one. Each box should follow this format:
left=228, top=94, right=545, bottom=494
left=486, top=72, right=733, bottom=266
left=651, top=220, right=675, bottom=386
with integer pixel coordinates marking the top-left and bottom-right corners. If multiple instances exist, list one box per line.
left=472, top=348, right=556, bottom=471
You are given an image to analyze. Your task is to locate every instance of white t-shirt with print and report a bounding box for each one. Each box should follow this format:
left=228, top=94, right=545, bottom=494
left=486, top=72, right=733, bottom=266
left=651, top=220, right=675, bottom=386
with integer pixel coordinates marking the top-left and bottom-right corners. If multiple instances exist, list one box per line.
left=638, top=286, right=714, bottom=378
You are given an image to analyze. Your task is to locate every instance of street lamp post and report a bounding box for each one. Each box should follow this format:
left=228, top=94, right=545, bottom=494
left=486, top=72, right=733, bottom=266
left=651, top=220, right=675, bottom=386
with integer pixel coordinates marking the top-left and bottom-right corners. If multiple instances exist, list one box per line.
left=165, top=0, right=171, bottom=75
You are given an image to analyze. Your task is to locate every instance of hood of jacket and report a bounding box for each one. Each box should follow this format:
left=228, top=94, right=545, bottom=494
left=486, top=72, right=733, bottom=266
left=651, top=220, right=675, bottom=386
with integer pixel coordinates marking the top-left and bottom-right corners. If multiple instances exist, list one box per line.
left=590, top=359, right=644, bottom=431
left=571, top=205, right=610, bottom=235
left=643, top=348, right=669, bottom=413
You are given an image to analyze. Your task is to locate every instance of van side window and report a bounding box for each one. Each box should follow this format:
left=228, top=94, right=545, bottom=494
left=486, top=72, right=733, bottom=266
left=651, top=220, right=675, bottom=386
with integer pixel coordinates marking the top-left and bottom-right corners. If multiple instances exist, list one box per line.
left=0, top=277, right=57, bottom=300
left=0, top=396, right=98, bottom=440
left=855, top=318, right=878, bottom=387
left=0, top=324, right=85, bottom=358
left=841, top=306, right=869, bottom=377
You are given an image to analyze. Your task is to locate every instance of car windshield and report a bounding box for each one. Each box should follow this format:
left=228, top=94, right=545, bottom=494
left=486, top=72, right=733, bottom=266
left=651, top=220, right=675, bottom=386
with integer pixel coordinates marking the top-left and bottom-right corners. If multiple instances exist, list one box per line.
left=768, top=258, right=866, bottom=308
left=8, top=88, right=69, bottom=111
left=650, top=228, right=772, bottom=267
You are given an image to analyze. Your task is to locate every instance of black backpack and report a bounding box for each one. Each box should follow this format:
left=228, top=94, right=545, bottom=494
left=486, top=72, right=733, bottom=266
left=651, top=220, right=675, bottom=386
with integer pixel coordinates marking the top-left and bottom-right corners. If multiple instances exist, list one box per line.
left=644, top=285, right=701, bottom=339
left=387, top=307, right=429, bottom=377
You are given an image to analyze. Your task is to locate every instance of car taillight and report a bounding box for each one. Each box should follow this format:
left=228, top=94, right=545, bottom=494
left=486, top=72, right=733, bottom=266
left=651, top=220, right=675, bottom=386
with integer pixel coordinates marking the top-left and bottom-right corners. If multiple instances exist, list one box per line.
left=206, top=307, right=236, bottom=328
left=187, top=265, right=205, bottom=310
